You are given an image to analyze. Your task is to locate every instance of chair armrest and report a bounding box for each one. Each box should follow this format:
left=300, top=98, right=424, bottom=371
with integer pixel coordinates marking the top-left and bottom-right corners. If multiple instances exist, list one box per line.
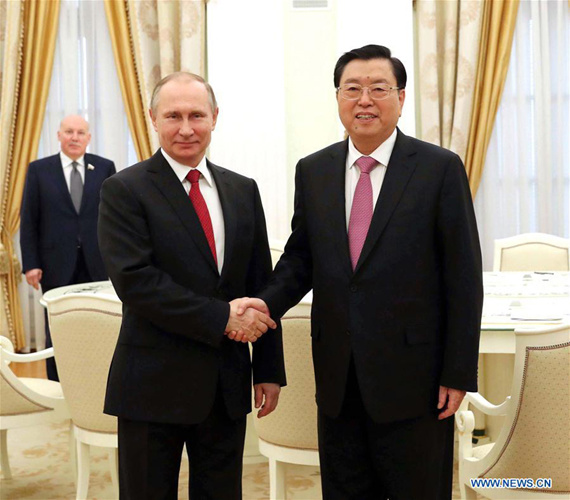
left=0, top=359, right=68, bottom=412
left=1, top=347, right=55, bottom=363
left=455, top=409, right=475, bottom=434
left=465, top=392, right=510, bottom=416
left=455, top=409, right=475, bottom=458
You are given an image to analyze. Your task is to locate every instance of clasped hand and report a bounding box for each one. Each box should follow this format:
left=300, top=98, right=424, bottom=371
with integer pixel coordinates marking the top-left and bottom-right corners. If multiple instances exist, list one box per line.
left=225, top=297, right=275, bottom=343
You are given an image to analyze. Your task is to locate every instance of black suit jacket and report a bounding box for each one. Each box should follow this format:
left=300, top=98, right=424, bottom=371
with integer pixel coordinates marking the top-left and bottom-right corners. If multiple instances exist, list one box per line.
left=98, top=150, right=286, bottom=425
left=20, top=153, right=116, bottom=290
left=259, top=130, right=483, bottom=424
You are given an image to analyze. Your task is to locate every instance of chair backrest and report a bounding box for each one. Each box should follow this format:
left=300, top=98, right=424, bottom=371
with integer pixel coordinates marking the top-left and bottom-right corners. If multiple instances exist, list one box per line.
left=480, top=324, right=570, bottom=493
left=47, top=295, right=122, bottom=434
left=0, top=338, right=55, bottom=417
left=254, top=313, right=318, bottom=451
left=493, top=232, right=570, bottom=271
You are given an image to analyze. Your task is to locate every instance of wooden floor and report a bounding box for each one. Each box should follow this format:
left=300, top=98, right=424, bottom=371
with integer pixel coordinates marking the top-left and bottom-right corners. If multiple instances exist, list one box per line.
left=10, top=359, right=47, bottom=378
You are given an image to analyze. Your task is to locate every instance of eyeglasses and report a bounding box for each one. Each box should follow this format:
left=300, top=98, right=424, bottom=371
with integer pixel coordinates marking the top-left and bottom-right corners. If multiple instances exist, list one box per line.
left=337, top=83, right=401, bottom=101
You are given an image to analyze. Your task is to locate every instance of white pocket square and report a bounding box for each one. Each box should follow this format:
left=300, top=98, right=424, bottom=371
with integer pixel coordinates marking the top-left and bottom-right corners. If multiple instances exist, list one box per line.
left=87, top=164, right=95, bottom=170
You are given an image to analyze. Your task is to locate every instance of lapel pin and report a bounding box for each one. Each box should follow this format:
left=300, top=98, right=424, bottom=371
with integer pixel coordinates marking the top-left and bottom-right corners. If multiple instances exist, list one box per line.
left=87, top=164, right=95, bottom=170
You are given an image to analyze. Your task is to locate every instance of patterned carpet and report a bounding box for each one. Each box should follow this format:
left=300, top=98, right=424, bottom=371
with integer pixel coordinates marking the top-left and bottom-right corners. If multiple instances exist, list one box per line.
left=0, top=419, right=471, bottom=499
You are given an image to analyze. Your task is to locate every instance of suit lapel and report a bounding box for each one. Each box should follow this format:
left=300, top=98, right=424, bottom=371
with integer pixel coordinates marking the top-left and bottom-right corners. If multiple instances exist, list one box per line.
left=354, top=129, right=417, bottom=274
left=50, top=154, right=76, bottom=212
left=147, top=151, right=218, bottom=274
left=81, top=153, right=96, bottom=213
left=207, top=161, right=236, bottom=283
left=326, top=141, right=353, bottom=278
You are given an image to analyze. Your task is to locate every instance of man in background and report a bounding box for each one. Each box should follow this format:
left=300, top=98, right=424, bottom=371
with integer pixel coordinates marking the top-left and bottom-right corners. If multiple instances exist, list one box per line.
left=20, top=115, right=116, bottom=380
left=236, top=45, right=483, bottom=499
left=98, top=72, right=285, bottom=499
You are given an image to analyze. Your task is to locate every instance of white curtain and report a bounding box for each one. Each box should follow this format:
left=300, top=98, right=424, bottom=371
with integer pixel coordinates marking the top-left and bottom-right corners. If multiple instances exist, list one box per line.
left=37, top=0, right=136, bottom=167
left=475, top=0, right=569, bottom=270
left=18, top=0, right=136, bottom=350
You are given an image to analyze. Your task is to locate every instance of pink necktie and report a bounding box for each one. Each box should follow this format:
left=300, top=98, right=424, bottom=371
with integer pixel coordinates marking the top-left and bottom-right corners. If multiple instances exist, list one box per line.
left=187, top=169, right=217, bottom=266
left=348, top=156, right=378, bottom=270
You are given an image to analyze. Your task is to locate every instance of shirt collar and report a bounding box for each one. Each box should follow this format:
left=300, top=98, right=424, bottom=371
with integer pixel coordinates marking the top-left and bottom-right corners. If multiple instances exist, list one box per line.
left=347, top=128, right=398, bottom=169
left=160, top=149, right=213, bottom=187
left=60, top=152, right=85, bottom=168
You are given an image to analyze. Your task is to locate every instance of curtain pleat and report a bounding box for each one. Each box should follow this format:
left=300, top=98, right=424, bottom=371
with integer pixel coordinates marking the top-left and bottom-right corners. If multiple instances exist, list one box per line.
left=104, top=0, right=207, bottom=162
left=416, top=0, right=484, bottom=163
left=103, top=0, right=153, bottom=162
left=465, top=0, right=520, bottom=196
left=126, top=0, right=207, bottom=153
left=0, top=0, right=60, bottom=350
left=473, top=0, right=568, bottom=269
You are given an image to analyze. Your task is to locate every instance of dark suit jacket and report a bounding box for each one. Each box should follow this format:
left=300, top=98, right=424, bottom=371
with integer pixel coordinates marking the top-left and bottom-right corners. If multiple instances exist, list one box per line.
left=259, top=129, right=483, bottom=424
left=98, top=150, right=286, bottom=425
left=20, top=153, right=116, bottom=290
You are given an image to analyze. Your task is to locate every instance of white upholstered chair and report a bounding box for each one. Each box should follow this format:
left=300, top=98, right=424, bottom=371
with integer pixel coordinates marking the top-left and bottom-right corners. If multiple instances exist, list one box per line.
left=456, top=324, right=570, bottom=499
left=47, top=294, right=122, bottom=500
left=493, top=233, right=570, bottom=271
left=0, top=336, right=70, bottom=479
left=254, top=303, right=319, bottom=500
left=269, top=238, right=286, bottom=269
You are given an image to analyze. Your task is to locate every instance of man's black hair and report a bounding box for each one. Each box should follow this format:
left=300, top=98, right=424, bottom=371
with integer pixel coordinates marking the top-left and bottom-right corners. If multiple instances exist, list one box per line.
left=334, top=44, right=407, bottom=89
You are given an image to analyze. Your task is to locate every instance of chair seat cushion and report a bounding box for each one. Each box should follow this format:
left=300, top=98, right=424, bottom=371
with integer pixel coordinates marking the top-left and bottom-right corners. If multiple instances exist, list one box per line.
left=21, top=378, right=64, bottom=398
left=473, top=443, right=494, bottom=460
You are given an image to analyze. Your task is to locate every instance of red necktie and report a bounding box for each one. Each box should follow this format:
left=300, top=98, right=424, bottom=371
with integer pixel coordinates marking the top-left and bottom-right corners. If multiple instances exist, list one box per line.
left=187, top=169, right=217, bottom=266
left=348, top=156, right=378, bottom=270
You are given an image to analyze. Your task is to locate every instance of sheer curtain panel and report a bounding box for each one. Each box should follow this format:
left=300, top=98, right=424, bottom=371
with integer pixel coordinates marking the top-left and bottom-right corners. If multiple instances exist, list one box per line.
left=18, top=0, right=136, bottom=350
left=37, top=0, right=136, bottom=168
left=474, top=0, right=569, bottom=269
left=3, top=0, right=60, bottom=351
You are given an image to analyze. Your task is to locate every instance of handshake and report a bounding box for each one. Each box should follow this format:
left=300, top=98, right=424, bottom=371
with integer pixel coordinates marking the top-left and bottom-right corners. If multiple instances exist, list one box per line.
left=225, top=297, right=275, bottom=343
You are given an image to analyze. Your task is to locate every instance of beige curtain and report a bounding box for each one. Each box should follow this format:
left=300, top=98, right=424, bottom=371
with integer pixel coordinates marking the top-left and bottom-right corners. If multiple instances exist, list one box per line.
left=104, top=0, right=153, bottom=162
left=465, top=0, right=520, bottom=196
left=0, top=0, right=23, bottom=345
left=416, top=0, right=484, bottom=161
left=105, top=0, right=206, bottom=156
left=0, top=0, right=60, bottom=350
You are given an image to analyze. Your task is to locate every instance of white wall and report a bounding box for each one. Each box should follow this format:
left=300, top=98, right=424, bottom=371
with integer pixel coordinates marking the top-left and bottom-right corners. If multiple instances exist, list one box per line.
left=337, top=0, right=416, bottom=138
left=207, top=0, right=290, bottom=239
left=283, top=0, right=340, bottom=216
left=207, top=0, right=416, bottom=239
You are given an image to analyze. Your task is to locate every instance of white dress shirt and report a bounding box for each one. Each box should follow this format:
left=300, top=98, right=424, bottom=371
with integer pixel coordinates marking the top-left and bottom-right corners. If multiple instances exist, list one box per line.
left=161, top=149, right=225, bottom=273
left=60, top=152, right=86, bottom=190
left=345, top=128, right=398, bottom=231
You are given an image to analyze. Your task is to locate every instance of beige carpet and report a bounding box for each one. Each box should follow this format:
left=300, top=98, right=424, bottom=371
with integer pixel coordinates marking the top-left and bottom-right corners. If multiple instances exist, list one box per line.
left=1, top=419, right=472, bottom=499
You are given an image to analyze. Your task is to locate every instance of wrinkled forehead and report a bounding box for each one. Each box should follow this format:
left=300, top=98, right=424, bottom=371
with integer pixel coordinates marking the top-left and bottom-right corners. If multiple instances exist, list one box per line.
left=60, top=116, right=90, bottom=132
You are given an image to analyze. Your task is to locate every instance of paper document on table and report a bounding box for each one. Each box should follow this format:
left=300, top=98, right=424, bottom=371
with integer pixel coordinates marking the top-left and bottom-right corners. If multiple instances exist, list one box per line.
left=510, top=309, right=564, bottom=321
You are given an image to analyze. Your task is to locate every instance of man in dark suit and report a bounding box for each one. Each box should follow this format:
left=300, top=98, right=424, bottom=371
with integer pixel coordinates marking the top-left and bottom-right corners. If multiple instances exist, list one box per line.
left=97, top=72, right=286, bottom=499
left=20, top=115, right=116, bottom=380
left=235, top=45, right=483, bottom=499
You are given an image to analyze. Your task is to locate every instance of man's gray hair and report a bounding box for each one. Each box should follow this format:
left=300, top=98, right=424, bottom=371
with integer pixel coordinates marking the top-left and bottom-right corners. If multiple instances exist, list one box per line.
left=150, top=72, right=218, bottom=114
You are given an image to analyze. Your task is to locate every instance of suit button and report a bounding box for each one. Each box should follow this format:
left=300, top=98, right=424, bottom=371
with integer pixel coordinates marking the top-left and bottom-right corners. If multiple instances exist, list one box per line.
left=350, top=285, right=358, bottom=292
left=346, top=330, right=351, bottom=336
